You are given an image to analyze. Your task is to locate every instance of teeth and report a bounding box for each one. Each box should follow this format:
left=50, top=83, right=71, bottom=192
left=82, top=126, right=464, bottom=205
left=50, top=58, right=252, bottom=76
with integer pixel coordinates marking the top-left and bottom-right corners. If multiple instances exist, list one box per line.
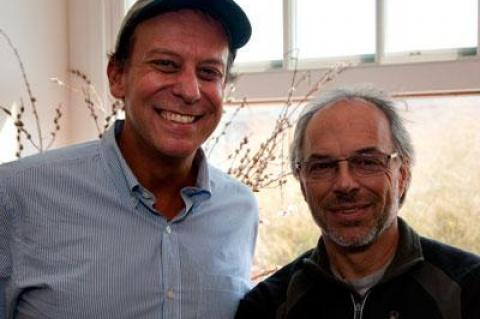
left=160, top=110, right=195, bottom=124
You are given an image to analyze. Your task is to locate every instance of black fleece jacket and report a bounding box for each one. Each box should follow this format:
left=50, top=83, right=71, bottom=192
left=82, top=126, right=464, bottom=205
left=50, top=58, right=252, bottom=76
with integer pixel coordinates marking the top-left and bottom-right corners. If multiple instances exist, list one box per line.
left=235, top=218, right=480, bottom=319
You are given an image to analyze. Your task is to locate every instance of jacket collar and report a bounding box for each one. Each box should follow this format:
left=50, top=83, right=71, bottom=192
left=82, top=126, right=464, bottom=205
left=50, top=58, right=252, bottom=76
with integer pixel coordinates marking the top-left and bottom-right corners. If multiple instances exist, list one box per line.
left=304, top=217, right=424, bottom=279
left=282, top=218, right=425, bottom=314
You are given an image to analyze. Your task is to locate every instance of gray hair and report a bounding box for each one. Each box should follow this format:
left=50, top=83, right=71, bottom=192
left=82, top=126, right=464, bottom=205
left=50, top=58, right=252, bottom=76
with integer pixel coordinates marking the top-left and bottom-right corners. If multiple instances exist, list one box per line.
left=289, top=85, right=415, bottom=203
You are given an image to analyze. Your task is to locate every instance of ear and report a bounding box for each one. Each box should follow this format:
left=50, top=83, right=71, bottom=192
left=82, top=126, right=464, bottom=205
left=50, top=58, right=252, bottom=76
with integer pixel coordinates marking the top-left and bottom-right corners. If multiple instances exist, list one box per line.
left=299, top=176, right=308, bottom=202
left=398, top=161, right=410, bottom=200
left=107, top=59, right=126, bottom=99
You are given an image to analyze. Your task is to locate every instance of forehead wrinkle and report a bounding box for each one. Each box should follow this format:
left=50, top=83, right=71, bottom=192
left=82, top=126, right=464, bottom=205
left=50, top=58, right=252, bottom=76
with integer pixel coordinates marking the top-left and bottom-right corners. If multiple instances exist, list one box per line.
left=133, top=9, right=229, bottom=63
left=303, top=99, right=394, bottom=158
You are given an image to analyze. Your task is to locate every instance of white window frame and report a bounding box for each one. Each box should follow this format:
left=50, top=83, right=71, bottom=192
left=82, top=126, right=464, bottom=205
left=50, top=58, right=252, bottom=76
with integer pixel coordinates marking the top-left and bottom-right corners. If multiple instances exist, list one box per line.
left=114, top=0, right=480, bottom=99
left=234, top=0, right=480, bottom=72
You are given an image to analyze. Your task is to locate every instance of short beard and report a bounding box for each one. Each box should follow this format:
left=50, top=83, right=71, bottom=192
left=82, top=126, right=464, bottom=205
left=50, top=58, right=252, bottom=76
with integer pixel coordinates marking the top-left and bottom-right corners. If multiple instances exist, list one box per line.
left=324, top=215, right=390, bottom=249
left=314, top=203, right=397, bottom=250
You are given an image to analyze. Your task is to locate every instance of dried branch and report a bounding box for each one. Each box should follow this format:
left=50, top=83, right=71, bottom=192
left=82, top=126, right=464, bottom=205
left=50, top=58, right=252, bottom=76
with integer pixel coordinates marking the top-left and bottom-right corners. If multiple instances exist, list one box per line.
left=99, top=100, right=123, bottom=138
left=46, top=103, right=63, bottom=149
left=0, top=28, right=43, bottom=150
left=206, top=97, right=247, bottom=156
left=222, top=63, right=349, bottom=191
left=251, top=266, right=279, bottom=282
left=70, top=69, right=121, bottom=138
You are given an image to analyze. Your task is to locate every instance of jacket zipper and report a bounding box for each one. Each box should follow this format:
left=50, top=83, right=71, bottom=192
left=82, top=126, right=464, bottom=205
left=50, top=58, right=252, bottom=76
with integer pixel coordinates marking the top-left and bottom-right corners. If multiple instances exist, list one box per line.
left=350, top=291, right=370, bottom=319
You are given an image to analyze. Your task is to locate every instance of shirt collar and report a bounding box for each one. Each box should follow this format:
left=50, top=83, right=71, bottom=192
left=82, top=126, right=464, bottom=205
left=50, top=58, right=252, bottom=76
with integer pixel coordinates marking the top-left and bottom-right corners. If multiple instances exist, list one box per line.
left=101, top=120, right=212, bottom=196
left=101, top=120, right=140, bottom=193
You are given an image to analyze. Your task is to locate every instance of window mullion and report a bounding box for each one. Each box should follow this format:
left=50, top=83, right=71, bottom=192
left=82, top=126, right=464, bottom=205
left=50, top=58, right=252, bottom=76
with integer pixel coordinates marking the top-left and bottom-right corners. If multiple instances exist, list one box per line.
left=478, top=0, right=480, bottom=56
left=376, top=0, right=385, bottom=64
left=283, top=0, right=296, bottom=70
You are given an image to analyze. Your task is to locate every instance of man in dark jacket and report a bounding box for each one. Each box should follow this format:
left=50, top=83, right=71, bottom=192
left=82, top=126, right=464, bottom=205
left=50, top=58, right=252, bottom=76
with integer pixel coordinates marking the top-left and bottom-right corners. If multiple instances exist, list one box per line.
left=235, top=86, right=480, bottom=319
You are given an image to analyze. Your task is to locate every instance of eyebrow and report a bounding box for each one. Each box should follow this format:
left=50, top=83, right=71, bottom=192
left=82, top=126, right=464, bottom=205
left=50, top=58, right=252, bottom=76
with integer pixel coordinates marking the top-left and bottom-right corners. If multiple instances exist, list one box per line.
left=144, top=48, right=226, bottom=67
left=307, top=147, right=384, bottom=161
left=354, top=147, right=384, bottom=155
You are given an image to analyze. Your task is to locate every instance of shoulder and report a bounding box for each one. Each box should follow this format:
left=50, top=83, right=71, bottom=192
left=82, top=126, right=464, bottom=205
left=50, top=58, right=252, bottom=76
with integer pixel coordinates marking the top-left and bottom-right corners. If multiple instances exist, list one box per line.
left=208, top=164, right=256, bottom=198
left=0, top=140, right=101, bottom=183
left=420, top=237, right=480, bottom=282
left=235, top=249, right=313, bottom=319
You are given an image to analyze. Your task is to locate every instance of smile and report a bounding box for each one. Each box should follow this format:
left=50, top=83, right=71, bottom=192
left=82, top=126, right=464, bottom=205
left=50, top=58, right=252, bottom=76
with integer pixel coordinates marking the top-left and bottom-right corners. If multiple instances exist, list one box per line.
left=159, top=110, right=197, bottom=124
left=330, top=204, right=371, bottom=214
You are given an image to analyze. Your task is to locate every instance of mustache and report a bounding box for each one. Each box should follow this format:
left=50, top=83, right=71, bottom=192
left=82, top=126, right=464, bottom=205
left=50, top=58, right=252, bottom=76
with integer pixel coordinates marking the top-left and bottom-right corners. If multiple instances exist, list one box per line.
left=333, top=190, right=358, bottom=203
left=324, top=190, right=372, bottom=210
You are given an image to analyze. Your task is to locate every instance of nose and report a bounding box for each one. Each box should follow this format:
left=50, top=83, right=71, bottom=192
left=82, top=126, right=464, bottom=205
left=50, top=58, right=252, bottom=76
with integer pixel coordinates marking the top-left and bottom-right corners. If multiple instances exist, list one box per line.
left=172, top=69, right=201, bottom=104
left=332, top=161, right=360, bottom=194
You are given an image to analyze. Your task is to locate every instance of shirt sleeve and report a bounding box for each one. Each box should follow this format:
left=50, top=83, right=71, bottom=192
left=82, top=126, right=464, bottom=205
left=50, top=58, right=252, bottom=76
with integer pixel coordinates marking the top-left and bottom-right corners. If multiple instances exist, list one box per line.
left=0, top=178, right=11, bottom=319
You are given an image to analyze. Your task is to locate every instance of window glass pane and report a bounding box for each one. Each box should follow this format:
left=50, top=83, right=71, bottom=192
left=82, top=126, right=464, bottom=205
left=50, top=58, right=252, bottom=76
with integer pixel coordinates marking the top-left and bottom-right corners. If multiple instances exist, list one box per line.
left=385, top=0, right=478, bottom=53
left=296, top=0, right=375, bottom=59
left=234, top=0, right=283, bottom=64
left=125, top=0, right=283, bottom=65
left=125, top=0, right=135, bottom=10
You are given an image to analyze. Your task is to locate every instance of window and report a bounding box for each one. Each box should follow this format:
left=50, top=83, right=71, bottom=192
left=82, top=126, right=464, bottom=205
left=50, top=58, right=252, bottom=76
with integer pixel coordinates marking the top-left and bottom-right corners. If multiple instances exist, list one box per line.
left=124, top=0, right=136, bottom=9
left=296, top=0, right=375, bottom=60
left=122, top=0, right=479, bottom=70
left=385, top=0, right=478, bottom=54
left=0, top=105, right=17, bottom=163
left=234, top=0, right=284, bottom=64
left=234, top=0, right=479, bottom=70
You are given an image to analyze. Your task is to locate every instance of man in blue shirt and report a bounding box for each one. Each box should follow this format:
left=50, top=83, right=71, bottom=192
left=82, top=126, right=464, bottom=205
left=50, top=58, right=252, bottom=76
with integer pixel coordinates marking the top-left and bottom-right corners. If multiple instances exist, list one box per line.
left=0, top=0, right=258, bottom=318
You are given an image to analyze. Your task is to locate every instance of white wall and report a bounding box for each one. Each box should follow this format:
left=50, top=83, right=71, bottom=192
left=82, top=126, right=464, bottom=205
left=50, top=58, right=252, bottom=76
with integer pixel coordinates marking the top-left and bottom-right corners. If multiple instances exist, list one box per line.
left=67, top=0, right=124, bottom=143
left=0, top=0, right=69, bottom=161
left=0, top=0, right=125, bottom=162
left=232, top=59, right=480, bottom=101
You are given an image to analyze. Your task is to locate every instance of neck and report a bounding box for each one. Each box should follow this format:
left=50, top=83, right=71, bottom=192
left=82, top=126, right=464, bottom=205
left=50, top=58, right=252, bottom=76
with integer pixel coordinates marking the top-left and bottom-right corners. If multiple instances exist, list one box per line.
left=118, top=127, right=199, bottom=220
left=325, top=219, right=399, bottom=281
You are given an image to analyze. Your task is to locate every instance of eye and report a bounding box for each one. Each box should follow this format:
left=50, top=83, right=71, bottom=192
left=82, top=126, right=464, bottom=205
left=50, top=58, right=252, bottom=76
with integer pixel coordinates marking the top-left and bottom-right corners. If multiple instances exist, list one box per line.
left=198, top=66, right=223, bottom=81
left=351, top=156, right=383, bottom=169
left=149, top=59, right=178, bottom=73
left=308, top=161, right=336, bottom=173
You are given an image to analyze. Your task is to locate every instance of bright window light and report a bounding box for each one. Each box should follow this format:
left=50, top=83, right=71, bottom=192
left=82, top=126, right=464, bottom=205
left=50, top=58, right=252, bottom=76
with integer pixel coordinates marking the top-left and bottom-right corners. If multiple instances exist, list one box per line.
left=385, top=0, right=478, bottom=53
left=234, top=0, right=284, bottom=64
left=125, top=0, right=135, bottom=10
left=296, top=0, right=376, bottom=59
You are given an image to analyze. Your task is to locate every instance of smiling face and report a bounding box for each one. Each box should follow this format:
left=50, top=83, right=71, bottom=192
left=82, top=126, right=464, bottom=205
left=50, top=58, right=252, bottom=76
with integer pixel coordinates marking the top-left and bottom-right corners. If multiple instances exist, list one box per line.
left=108, top=9, right=229, bottom=163
left=300, top=99, right=408, bottom=249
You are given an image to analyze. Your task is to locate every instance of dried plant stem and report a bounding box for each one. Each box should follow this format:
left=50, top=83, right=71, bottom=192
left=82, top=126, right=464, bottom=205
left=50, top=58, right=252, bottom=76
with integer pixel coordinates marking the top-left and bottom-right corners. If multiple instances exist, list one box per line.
left=251, top=266, right=279, bottom=282
left=223, top=63, right=349, bottom=191
left=207, top=97, right=247, bottom=156
left=2, top=101, right=41, bottom=154
left=0, top=105, right=12, bottom=116
left=287, top=63, right=350, bottom=120
left=0, top=28, right=43, bottom=150
left=70, top=69, right=121, bottom=138
left=99, top=100, right=123, bottom=138
left=82, top=87, right=102, bottom=135
left=46, top=103, right=63, bottom=149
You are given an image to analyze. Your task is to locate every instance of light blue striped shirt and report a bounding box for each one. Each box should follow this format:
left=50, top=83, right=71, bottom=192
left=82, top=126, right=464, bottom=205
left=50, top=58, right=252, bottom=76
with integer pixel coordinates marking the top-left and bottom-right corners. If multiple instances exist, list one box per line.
left=0, top=121, right=258, bottom=319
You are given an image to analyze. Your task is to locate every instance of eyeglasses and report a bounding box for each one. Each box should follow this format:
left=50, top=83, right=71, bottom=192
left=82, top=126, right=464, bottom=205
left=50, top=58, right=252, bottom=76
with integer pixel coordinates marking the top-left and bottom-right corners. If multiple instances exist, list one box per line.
left=296, top=152, right=399, bottom=181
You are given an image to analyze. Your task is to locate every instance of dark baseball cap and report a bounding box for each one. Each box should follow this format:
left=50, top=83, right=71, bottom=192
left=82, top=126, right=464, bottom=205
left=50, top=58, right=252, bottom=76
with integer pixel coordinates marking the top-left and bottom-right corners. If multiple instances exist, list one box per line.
left=114, top=0, right=252, bottom=58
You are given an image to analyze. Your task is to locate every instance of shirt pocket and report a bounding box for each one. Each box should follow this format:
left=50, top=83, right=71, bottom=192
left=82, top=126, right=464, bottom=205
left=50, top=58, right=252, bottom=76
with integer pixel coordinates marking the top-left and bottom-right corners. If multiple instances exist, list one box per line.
left=197, top=274, right=250, bottom=319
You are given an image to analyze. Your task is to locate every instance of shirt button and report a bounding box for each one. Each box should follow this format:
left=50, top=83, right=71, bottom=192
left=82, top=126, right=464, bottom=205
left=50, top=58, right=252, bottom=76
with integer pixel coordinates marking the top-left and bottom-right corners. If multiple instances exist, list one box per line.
left=142, top=191, right=151, bottom=199
left=165, top=225, right=171, bottom=234
left=166, top=289, right=175, bottom=299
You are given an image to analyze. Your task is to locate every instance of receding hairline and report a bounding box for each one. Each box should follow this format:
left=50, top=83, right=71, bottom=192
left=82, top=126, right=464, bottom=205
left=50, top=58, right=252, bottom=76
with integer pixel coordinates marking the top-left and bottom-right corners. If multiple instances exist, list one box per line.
left=303, top=97, right=395, bottom=147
